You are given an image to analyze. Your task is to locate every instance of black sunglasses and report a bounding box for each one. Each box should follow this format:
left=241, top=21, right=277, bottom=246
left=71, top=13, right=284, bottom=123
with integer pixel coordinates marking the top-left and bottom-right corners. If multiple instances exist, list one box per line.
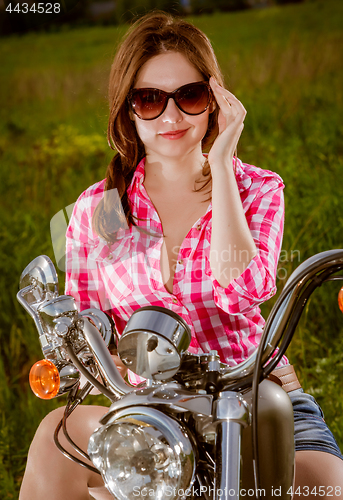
left=128, top=81, right=213, bottom=121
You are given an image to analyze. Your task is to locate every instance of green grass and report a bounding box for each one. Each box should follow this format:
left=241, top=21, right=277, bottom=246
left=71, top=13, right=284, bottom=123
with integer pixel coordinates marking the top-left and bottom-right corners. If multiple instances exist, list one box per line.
left=1, top=0, right=343, bottom=495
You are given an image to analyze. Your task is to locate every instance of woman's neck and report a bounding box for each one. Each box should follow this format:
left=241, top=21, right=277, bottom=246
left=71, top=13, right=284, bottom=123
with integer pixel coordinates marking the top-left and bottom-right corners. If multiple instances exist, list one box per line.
left=144, top=148, right=207, bottom=192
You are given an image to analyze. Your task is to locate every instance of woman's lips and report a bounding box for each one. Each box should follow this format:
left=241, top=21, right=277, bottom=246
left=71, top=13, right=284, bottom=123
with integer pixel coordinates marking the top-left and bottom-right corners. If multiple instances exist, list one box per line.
left=159, top=129, right=189, bottom=140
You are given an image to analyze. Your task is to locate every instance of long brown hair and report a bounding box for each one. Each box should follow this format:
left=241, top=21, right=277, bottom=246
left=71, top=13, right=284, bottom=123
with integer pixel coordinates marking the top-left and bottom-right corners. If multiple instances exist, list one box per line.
left=93, top=11, right=224, bottom=243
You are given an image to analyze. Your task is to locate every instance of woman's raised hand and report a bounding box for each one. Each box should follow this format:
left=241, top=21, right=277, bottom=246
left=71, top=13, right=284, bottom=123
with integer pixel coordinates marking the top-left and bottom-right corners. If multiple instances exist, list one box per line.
left=208, top=76, right=247, bottom=170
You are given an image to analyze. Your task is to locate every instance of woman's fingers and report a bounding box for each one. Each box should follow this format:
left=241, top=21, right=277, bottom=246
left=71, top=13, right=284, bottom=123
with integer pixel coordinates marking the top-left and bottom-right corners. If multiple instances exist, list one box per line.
left=207, top=77, right=246, bottom=164
left=210, top=77, right=244, bottom=109
left=209, top=76, right=246, bottom=120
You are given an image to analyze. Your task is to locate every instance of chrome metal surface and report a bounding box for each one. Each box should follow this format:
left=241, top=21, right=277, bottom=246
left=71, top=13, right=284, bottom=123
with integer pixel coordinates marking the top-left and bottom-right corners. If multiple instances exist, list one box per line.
left=101, top=381, right=213, bottom=425
left=208, top=350, right=221, bottom=372
left=216, top=421, right=241, bottom=500
left=17, top=256, right=119, bottom=395
left=55, top=360, right=81, bottom=395
left=19, top=255, right=59, bottom=302
left=101, top=405, right=195, bottom=456
left=17, top=293, right=76, bottom=358
left=38, top=296, right=78, bottom=328
left=17, top=256, right=71, bottom=357
left=213, top=392, right=250, bottom=426
left=54, top=317, right=72, bottom=337
left=79, top=309, right=114, bottom=347
left=31, top=295, right=78, bottom=358
left=89, top=406, right=196, bottom=499
left=118, top=306, right=192, bottom=380
left=212, top=393, right=250, bottom=500
left=81, top=319, right=131, bottom=398
left=193, top=392, right=250, bottom=446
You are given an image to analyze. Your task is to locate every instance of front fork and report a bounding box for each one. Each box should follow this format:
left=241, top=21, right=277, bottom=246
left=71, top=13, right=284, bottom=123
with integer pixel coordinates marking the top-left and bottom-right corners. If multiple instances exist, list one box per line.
left=213, top=391, right=250, bottom=500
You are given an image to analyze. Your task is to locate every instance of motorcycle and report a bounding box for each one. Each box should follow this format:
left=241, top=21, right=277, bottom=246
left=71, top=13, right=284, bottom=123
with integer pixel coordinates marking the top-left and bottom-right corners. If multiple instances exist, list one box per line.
left=17, top=250, right=343, bottom=500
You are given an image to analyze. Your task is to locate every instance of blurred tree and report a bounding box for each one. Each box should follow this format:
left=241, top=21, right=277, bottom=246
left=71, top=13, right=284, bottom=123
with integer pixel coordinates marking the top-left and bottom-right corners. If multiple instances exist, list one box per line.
left=189, top=0, right=249, bottom=15
left=115, top=0, right=183, bottom=24
left=214, top=0, right=248, bottom=11
left=2, top=0, right=88, bottom=34
left=189, top=0, right=214, bottom=15
left=274, top=0, right=304, bottom=4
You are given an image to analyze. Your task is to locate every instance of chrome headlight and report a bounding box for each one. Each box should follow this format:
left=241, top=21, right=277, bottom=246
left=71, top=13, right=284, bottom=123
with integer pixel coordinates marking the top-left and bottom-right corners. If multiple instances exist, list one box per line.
left=88, top=406, right=195, bottom=500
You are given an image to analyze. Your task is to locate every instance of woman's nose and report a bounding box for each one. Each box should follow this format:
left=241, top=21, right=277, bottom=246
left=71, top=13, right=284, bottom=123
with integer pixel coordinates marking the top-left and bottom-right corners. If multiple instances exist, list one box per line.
left=161, top=97, right=183, bottom=123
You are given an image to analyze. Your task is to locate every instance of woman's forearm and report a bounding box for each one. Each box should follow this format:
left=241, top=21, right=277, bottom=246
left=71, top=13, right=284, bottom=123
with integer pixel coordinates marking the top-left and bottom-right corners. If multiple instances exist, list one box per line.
left=209, top=158, right=258, bottom=288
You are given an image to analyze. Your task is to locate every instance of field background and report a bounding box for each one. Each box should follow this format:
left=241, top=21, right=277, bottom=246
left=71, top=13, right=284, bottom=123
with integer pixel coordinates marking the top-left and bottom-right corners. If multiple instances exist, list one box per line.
left=1, top=0, right=343, bottom=496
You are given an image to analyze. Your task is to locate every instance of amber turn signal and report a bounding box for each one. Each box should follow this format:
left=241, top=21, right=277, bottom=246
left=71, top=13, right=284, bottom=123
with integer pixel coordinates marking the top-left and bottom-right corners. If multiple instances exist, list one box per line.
left=338, top=286, right=343, bottom=314
left=29, top=359, right=60, bottom=399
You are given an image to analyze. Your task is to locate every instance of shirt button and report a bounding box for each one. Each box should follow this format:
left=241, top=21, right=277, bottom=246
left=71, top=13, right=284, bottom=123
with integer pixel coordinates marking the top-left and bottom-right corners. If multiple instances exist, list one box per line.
left=177, top=259, right=183, bottom=265
left=172, top=296, right=178, bottom=304
left=196, top=224, right=201, bottom=230
left=107, top=255, right=113, bottom=261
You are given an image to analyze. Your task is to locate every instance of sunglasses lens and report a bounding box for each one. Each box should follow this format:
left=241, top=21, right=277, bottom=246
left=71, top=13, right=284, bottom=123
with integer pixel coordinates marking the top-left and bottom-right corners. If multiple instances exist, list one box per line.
left=176, top=83, right=210, bottom=115
left=131, top=89, right=165, bottom=120
left=130, top=82, right=211, bottom=120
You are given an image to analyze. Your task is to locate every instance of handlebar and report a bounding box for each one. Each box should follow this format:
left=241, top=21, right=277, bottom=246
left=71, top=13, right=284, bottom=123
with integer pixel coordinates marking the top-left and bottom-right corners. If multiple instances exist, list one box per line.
left=220, top=249, right=343, bottom=384
left=17, top=250, right=343, bottom=398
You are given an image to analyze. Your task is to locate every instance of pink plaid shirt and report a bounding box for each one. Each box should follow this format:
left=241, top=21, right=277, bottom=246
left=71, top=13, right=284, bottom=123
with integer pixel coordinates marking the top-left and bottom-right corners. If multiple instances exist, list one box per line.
left=65, top=157, right=287, bottom=384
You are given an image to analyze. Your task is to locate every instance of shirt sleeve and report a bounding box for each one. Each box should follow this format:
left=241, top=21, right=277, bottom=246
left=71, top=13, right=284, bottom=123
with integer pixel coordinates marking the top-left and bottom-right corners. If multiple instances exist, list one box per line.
left=64, top=189, right=108, bottom=312
left=64, top=188, right=144, bottom=387
left=206, top=177, right=285, bottom=315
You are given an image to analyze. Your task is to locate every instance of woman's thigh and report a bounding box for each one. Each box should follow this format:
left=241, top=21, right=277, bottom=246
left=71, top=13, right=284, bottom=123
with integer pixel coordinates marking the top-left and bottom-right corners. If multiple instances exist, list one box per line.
left=20, top=404, right=110, bottom=500
left=289, top=389, right=343, bottom=498
left=295, top=450, right=343, bottom=498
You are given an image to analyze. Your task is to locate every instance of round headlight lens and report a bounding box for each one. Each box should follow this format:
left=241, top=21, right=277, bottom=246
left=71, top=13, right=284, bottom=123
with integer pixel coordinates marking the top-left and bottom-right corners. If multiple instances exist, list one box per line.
left=88, top=408, right=195, bottom=500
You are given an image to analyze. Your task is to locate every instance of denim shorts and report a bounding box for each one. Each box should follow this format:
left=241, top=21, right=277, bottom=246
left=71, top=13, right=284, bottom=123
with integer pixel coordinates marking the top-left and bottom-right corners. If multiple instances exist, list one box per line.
left=288, top=388, right=343, bottom=460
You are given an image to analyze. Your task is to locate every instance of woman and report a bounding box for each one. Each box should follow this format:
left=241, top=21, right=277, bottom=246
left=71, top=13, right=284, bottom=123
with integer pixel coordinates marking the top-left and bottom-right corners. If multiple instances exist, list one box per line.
left=19, top=11, right=343, bottom=500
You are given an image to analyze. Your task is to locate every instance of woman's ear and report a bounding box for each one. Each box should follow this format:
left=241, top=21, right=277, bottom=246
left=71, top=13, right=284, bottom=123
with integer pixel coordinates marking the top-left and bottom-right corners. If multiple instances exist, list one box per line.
left=209, top=99, right=217, bottom=113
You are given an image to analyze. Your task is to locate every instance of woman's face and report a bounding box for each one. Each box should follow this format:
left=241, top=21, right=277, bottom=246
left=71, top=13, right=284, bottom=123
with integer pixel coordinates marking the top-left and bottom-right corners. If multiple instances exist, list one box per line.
left=131, top=51, right=210, bottom=160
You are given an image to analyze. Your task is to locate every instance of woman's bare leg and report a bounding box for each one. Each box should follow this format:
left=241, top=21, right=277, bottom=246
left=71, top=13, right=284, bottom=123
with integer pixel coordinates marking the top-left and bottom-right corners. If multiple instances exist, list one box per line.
left=19, top=405, right=112, bottom=500
left=294, top=450, right=343, bottom=499
left=20, top=408, right=343, bottom=500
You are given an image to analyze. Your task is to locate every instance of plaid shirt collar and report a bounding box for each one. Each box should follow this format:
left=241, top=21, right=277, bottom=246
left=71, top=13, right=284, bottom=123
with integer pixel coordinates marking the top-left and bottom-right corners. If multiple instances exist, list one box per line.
left=127, top=156, right=253, bottom=199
